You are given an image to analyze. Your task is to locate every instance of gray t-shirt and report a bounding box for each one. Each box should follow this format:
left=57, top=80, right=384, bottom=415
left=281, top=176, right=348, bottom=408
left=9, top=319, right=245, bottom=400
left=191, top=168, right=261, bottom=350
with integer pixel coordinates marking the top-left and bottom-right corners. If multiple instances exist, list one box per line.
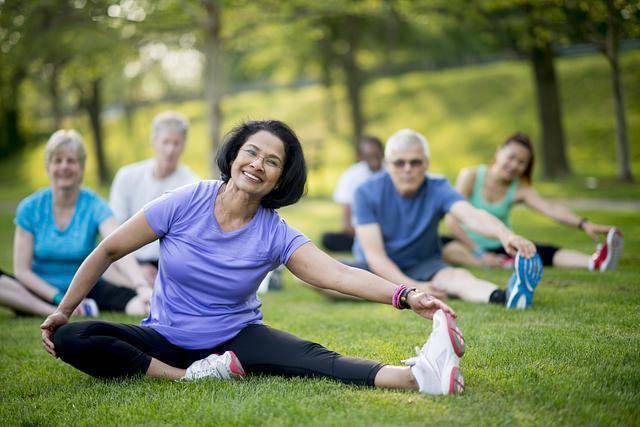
left=109, top=159, right=199, bottom=261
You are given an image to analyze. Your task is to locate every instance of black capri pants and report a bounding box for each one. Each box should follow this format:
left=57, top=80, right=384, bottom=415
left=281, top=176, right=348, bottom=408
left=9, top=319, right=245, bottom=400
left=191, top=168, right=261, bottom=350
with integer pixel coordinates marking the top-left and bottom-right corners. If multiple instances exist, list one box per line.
left=53, top=321, right=384, bottom=386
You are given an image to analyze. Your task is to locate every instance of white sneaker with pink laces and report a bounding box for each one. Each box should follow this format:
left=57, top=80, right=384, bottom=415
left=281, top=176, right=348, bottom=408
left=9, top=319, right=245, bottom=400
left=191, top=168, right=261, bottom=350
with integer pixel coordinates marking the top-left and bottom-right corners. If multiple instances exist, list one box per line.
left=402, top=309, right=465, bottom=395
left=182, top=351, right=245, bottom=381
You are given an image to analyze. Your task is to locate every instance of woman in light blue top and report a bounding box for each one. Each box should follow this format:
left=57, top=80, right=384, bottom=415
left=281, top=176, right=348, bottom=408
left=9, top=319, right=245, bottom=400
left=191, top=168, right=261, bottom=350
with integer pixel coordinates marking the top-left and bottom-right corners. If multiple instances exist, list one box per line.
left=443, top=132, right=622, bottom=271
left=0, top=130, right=151, bottom=317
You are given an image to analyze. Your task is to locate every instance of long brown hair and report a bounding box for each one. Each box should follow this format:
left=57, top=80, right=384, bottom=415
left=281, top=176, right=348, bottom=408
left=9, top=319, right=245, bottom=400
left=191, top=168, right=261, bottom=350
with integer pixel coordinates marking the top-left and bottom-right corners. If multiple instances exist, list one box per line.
left=501, top=132, right=535, bottom=184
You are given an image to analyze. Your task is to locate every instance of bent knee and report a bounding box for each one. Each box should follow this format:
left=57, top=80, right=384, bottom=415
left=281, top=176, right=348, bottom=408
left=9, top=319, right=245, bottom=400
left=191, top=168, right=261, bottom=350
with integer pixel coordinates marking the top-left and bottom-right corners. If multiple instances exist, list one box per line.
left=53, top=324, right=76, bottom=358
left=53, top=322, right=93, bottom=360
left=124, top=296, right=149, bottom=316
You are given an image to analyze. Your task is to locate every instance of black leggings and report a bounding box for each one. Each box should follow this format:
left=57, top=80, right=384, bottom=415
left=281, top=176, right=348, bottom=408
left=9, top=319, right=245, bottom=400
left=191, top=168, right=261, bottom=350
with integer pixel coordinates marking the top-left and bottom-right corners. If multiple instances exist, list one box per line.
left=53, top=321, right=384, bottom=386
left=321, top=232, right=354, bottom=253
left=440, top=236, right=559, bottom=266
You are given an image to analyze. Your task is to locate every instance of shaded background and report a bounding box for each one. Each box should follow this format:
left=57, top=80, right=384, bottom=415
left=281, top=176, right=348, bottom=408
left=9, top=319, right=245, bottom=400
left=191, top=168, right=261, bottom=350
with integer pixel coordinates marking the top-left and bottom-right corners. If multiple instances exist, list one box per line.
left=1, top=0, right=639, bottom=198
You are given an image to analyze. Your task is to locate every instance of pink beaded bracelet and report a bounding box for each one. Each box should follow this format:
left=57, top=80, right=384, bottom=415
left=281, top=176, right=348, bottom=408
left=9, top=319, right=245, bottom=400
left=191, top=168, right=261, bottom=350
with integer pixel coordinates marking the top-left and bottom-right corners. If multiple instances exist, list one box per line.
left=392, top=285, right=407, bottom=309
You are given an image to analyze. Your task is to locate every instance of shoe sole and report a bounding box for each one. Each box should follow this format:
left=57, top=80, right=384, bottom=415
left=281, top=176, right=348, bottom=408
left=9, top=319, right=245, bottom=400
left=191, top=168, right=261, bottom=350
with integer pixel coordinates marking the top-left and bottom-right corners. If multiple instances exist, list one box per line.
left=227, top=351, right=246, bottom=379
left=444, top=311, right=465, bottom=358
left=601, top=229, right=624, bottom=272
left=448, top=365, right=465, bottom=395
left=506, top=253, right=542, bottom=309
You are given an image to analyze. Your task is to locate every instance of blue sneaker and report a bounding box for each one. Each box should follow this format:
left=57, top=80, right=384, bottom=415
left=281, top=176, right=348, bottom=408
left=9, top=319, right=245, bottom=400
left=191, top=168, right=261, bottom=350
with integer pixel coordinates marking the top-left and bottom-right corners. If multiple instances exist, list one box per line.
left=506, top=253, right=542, bottom=309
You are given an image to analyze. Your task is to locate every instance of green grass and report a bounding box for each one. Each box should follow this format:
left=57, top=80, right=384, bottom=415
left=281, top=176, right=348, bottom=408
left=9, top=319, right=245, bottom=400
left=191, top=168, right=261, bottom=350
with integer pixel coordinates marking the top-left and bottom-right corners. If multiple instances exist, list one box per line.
left=1, top=51, right=639, bottom=425
left=1, top=51, right=639, bottom=202
left=1, top=199, right=639, bottom=426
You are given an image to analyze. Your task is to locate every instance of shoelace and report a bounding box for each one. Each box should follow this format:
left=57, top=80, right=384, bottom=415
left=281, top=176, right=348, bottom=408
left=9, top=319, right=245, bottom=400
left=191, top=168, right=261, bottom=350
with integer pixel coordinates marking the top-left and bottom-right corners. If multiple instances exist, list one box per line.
left=401, top=346, right=423, bottom=366
left=189, top=357, right=227, bottom=380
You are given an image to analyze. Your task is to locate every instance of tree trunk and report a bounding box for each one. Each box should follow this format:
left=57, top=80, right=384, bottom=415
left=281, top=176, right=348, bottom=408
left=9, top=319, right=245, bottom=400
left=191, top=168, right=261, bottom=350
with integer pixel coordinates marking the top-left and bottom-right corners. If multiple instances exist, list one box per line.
left=48, top=63, right=63, bottom=130
left=339, top=15, right=365, bottom=151
left=0, top=68, right=26, bottom=157
left=319, top=31, right=337, bottom=134
left=203, top=0, right=223, bottom=179
left=85, top=79, right=109, bottom=185
left=123, top=101, right=136, bottom=135
left=530, top=41, right=570, bottom=179
left=605, top=0, right=633, bottom=182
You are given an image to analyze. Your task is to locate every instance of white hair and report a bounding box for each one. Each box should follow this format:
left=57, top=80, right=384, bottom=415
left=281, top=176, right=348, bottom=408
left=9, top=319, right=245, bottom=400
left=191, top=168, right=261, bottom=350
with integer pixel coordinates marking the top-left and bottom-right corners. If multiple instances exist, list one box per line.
left=44, top=129, right=86, bottom=167
left=151, top=111, right=189, bottom=142
left=384, top=128, right=430, bottom=160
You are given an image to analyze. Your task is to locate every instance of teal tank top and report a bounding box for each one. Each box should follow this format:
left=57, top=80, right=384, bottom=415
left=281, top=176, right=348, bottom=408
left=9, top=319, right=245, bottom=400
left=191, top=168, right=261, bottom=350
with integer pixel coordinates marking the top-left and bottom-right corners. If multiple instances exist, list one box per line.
left=464, top=165, right=518, bottom=250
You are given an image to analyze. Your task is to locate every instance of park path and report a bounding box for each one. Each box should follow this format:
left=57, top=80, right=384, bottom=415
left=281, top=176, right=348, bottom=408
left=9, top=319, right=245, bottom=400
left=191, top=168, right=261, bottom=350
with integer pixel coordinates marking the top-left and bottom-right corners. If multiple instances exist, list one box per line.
left=556, top=198, right=640, bottom=212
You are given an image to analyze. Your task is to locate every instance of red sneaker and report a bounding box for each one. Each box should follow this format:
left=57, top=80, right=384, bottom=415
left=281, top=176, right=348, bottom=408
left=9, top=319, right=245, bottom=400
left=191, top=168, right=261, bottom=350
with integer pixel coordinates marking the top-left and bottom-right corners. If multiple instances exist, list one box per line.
left=592, top=228, right=624, bottom=272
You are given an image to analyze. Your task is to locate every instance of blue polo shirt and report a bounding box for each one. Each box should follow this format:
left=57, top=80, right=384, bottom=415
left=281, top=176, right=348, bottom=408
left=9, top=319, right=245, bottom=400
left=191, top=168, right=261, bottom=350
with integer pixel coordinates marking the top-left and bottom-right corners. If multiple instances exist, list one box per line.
left=353, top=173, right=464, bottom=269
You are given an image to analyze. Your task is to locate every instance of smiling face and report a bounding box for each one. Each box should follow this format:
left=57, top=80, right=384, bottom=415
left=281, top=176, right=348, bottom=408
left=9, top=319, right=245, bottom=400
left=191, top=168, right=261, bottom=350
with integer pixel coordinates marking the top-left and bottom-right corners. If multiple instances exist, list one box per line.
left=494, top=142, right=531, bottom=182
left=229, top=130, right=286, bottom=198
left=385, top=143, right=428, bottom=197
left=47, top=145, right=84, bottom=191
left=153, top=129, right=186, bottom=174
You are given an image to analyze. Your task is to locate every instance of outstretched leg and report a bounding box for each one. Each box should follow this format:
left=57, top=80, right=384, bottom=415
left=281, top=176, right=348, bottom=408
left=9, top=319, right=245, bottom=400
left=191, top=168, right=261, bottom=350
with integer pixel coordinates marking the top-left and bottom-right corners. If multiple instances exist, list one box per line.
left=220, top=321, right=463, bottom=394
left=0, top=274, right=57, bottom=316
left=551, top=249, right=590, bottom=269
left=430, top=267, right=498, bottom=304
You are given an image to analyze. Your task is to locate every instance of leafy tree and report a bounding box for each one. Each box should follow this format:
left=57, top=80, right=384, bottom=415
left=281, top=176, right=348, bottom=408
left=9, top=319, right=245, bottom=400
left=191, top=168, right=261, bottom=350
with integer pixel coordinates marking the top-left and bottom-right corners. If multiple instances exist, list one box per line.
left=564, top=0, right=639, bottom=182
left=423, top=0, right=573, bottom=179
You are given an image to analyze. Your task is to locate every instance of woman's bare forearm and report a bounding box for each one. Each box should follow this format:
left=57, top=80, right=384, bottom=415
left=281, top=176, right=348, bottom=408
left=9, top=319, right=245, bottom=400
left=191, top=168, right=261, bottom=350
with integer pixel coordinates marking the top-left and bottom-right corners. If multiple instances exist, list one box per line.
left=56, top=243, right=114, bottom=316
left=13, top=269, right=60, bottom=302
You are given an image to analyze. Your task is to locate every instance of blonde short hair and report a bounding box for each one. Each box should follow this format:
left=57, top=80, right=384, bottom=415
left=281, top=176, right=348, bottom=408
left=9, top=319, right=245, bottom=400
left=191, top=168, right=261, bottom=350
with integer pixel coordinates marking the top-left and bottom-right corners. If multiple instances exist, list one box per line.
left=385, top=128, right=430, bottom=160
left=151, top=111, right=189, bottom=143
left=44, top=129, right=86, bottom=167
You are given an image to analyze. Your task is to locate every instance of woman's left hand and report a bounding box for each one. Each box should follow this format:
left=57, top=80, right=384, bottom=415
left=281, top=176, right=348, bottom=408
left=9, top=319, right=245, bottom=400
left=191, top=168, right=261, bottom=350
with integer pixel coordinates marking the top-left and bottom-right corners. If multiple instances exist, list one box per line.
left=407, top=291, right=456, bottom=320
left=583, top=222, right=613, bottom=241
left=40, top=311, right=69, bottom=358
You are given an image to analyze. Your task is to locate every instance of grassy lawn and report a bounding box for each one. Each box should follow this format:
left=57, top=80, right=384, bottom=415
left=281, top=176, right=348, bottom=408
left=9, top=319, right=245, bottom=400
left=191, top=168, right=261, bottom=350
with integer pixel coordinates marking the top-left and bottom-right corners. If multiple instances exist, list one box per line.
left=1, top=51, right=639, bottom=425
left=0, top=198, right=638, bottom=426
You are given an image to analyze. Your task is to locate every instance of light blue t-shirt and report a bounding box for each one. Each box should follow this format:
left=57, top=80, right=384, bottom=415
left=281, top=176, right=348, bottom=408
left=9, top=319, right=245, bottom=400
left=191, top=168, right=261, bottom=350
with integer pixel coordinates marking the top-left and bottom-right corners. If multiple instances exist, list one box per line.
left=14, top=188, right=113, bottom=292
left=353, top=173, right=464, bottom=269
left=141, top=180, right=309, bottom=350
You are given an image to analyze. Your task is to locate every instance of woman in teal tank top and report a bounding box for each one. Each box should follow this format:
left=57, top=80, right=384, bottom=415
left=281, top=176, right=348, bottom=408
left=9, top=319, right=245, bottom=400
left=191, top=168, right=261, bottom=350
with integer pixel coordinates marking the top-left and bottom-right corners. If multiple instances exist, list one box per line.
left=443, top=132, right=623, bottom=271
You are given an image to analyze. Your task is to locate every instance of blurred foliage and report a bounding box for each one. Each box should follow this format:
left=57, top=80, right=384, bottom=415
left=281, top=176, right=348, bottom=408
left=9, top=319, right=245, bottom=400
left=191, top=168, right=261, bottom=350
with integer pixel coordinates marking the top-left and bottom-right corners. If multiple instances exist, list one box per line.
left=1, top=50, right=638, bottom=202
left=0, top=0, right=639, bottom=179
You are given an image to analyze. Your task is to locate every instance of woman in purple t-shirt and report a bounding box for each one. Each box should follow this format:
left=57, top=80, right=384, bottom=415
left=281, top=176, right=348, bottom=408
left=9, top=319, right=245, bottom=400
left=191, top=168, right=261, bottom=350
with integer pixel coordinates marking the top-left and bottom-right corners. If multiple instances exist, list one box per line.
left=40, top=120, right=466, bottom=395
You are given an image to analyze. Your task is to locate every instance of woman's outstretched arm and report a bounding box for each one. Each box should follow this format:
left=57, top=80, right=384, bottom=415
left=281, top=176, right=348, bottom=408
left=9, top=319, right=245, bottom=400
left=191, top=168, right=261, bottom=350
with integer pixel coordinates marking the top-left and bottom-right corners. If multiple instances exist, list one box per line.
left=286, top=242, right=455, bottom=320
left=521, top=186, right=614, bottom=239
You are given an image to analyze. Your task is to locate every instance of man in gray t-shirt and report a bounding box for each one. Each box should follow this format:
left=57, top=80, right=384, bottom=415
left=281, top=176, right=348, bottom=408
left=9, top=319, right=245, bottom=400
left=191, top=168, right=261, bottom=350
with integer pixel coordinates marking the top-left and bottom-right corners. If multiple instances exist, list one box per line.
left=352, top=129, right=538, bottom=305
left=108, top=112, right=199, bottom=285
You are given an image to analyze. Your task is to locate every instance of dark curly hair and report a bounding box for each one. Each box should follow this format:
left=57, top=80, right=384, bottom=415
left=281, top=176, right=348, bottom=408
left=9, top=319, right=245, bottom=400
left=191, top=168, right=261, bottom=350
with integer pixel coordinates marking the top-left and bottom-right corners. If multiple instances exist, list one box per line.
left=216, top=120, right=307, bottom=209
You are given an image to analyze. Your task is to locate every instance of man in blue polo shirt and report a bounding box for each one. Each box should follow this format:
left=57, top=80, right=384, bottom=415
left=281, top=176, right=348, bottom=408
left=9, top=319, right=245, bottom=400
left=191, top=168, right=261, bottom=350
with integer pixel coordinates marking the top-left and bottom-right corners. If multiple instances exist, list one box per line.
left=352, top=129, right=538, bottom=305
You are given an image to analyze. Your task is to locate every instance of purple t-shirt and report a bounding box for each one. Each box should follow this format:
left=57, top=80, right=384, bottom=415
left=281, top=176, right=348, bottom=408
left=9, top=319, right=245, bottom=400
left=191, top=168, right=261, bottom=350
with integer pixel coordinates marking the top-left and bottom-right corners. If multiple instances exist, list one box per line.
left=141, top=180, right=309, bottom=350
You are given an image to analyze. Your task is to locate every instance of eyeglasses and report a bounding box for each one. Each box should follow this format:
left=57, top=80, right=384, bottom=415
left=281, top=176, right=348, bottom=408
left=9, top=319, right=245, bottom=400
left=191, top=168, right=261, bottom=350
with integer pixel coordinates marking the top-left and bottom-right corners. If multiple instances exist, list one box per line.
left=391, top=158, right=424, bottom=169
left=240, top=148, right=282, bottom=169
